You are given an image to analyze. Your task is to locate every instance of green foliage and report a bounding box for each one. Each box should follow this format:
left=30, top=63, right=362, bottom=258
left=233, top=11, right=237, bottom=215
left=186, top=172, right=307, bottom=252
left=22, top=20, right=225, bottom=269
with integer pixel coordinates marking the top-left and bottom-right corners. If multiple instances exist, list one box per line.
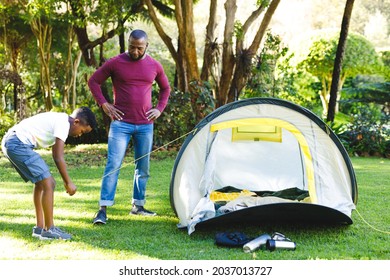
left=299, top=32, right=381, bottom=80
left=242, top=32, right=321, bottom=112
left=295, top=31, right=384, bottom=117
left=0, top=112, right=17, bottom=139
left=338, top=105, right=389, bottom=157
left=257, top=0, right=271, bottom=7
left=153, top=82, right=215, bottom=148
left=153, top=89, right=196, bottom=148
left=24, top=0, right=61, bottom=22
left=341, top=78, right=390, bottom=112
left=191, top=80, right=215, bottom=115
left=381, top=50, right=390, bottom=67
left=242, top=32, right=290, bottom=98
left=337, top=77, right=389, bottom=157
left=234, top=21, right=244, bottom=41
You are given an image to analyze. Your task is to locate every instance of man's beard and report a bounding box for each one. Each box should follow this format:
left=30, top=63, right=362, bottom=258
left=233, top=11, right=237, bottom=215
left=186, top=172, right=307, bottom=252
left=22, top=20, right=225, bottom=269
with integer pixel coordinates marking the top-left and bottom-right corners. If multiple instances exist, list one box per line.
left=129, top=50, right=147, bottom=61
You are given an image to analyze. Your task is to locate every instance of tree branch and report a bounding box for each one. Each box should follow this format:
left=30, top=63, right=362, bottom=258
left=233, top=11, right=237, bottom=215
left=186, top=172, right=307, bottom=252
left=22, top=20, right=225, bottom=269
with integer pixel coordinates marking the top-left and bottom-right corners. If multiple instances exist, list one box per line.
left=143, top=0, right=178, bottom=64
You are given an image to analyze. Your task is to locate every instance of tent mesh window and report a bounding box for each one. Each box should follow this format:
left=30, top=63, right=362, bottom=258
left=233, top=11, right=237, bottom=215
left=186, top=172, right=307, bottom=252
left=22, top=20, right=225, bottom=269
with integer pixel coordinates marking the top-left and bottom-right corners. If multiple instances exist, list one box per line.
left=232, top=125, right=282, bottom=142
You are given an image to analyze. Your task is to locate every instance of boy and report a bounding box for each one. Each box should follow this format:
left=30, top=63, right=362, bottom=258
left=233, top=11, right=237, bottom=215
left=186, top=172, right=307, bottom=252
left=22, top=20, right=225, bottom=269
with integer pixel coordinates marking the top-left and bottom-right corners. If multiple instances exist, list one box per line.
left=1, top=107, right=97, bottom=240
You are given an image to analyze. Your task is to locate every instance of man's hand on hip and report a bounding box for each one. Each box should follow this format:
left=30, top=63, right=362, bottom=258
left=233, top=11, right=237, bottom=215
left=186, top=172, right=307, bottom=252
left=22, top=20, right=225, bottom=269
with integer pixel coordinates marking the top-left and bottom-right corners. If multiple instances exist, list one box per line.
left=102, top=103, right=124, bottom=120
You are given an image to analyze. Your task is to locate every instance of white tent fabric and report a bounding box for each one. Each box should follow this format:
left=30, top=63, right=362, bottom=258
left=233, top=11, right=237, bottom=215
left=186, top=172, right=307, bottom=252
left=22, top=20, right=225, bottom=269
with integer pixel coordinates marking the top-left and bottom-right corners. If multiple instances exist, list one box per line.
left=170, top=98, right=357, bottom=234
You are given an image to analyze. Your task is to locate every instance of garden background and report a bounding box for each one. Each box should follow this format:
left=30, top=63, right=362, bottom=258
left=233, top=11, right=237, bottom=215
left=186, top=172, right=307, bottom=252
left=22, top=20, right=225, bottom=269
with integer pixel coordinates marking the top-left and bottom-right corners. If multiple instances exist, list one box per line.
left=0, top=0, right=389, bottom=266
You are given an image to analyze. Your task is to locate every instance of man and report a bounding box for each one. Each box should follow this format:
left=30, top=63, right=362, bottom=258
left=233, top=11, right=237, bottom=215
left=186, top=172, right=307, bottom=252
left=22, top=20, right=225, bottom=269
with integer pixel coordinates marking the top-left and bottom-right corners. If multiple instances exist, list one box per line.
left=88, top=29, right=171, bottom=224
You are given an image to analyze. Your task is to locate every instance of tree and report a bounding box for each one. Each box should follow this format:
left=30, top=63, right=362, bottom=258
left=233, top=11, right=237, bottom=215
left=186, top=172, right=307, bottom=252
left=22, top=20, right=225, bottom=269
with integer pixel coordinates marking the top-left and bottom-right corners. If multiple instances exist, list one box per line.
left=144, top=0, right=281, bottom=120
left=144, top=0, right=202, bottom=119
left=66, top=0, right=138, bottom=132
left=0, top=5, right=32, bottom=113
left=25, top=0, right=59, bottom=111
left=299, top=31, right=381, bottom=117
left=225, top=0, right=280, bottom=105
left=327, top=0, right=355, bottom=122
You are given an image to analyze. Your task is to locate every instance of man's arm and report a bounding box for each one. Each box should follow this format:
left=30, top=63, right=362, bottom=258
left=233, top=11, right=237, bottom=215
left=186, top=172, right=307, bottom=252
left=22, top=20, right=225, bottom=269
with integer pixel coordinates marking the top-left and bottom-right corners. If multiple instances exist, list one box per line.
left=52, top=138, right=76, bottom=196
left=154, top=62, right=171, bottom=114
left=88, top=60, right=124, bottom=120
left=87, top=63, right=112, bottom=106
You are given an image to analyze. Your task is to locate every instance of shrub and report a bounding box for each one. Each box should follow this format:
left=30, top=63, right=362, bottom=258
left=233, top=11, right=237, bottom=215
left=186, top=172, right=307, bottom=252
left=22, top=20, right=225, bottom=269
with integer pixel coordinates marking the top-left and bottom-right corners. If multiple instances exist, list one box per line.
left=339, top=105, right=389, bottom=157
left=0, top=112, right=17, bottom=139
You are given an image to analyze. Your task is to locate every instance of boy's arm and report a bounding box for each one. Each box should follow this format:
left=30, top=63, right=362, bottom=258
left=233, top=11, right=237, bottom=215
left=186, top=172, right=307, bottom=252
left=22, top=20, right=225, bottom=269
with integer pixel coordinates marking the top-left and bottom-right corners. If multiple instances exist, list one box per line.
left=52, top=138, right=77, bottom=196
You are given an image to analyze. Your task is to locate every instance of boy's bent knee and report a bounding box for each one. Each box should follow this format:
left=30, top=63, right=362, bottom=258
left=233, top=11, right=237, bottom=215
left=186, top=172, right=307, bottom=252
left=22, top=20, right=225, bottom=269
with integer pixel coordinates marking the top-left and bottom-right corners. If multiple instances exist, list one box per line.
left=36, top=176, right=56, bottom=190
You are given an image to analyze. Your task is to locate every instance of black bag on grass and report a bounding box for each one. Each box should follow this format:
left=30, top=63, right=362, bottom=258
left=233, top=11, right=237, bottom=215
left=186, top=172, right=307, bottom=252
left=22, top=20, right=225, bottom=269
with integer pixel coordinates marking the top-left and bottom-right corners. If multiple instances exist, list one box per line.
left=215, top=232, right=253, bottom=247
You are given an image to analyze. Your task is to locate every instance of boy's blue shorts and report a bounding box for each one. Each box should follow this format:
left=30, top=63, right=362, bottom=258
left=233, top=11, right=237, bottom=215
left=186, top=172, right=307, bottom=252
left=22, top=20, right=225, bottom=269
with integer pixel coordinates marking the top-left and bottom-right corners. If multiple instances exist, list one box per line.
left=1, top=132, right=51, bottom=183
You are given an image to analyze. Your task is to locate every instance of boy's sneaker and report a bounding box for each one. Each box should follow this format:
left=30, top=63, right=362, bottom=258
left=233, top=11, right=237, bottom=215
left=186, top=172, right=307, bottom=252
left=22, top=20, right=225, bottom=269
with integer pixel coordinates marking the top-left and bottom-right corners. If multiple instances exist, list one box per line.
left=130, top=205, right=157, bottom=216
left=39, top=226, right=72, bottom=240
left=93, top=209, right=107, bottom=225
left=32, top=226, right=43, bottom=238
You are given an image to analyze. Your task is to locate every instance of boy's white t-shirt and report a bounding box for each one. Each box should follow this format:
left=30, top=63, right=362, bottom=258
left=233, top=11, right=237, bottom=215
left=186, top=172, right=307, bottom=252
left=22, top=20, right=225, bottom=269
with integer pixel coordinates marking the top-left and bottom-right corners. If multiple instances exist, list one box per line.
left=13, top=112, right=70, bottom=148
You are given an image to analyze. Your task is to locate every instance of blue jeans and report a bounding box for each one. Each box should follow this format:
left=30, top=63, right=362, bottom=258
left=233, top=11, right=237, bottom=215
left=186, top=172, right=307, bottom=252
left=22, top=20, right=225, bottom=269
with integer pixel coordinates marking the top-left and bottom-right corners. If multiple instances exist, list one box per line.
left=100, top=121, right=153, bottom=207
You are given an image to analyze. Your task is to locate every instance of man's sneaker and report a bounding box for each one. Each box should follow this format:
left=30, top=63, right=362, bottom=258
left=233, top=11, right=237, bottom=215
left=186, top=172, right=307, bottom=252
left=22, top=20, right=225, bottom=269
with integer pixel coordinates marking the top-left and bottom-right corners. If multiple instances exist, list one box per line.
left=39, top=226, right=72, bottom=240
left=32, top=226, right=43, bottom=238
left=130, top=205, right=157, bottom=216
left=93, top=209, right=107, bottom=225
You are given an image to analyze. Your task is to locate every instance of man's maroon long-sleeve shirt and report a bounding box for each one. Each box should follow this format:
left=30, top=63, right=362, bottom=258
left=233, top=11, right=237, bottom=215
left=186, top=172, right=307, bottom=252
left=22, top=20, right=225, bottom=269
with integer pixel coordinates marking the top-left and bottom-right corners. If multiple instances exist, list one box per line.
left=88, top=52, right=171, bottom=124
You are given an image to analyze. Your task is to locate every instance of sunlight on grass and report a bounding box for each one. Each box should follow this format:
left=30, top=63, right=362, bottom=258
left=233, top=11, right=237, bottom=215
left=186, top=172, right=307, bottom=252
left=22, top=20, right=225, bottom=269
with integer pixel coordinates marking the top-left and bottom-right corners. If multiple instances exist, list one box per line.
left=1, top=146, right=389, bottom=260
left=0, top=237, right=156, bottom=260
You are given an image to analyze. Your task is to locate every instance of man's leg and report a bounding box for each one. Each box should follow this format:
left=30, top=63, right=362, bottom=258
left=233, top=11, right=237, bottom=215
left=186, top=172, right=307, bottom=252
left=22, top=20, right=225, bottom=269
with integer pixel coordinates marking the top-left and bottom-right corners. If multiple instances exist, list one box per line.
left=130, top=124, right=155, bottom=215
left=94, top=121, right=132, bottom=224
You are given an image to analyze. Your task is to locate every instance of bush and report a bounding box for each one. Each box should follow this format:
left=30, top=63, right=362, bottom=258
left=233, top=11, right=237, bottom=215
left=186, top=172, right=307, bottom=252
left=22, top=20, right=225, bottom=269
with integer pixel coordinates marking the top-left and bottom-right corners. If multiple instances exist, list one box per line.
left=153, top=84, right=215, bottom=150
left=339, top=105, right=389, bottom=157
left=153, top=89, right=197, bottom=149
left=0, top=112, right=17, bottom=139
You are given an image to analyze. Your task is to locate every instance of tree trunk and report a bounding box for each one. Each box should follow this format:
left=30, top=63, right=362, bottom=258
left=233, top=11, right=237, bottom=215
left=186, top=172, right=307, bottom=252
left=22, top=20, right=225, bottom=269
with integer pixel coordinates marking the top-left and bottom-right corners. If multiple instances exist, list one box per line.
left=11, top=47, right=19, bottom=111
left=145, top=0, right=281, bottom=115
left=320, top=77, right=329, bottom=117
left=63, top=25, right=74, bottom=109
left=217, top=0, right=237, bottom=107
left=69, top=0, right=128, bottom=134
left=71, top=51, right=83, bottom=110
left=73, top=26, right=98, bottom=67
left=327, top=0, right=355, bottom=122
left=200, top=0, right=218, bottom=82
left=118, top=18, right=126, bottom=53
left=145, top=0, right=205, bottom=121
left=176, top=0, right=199, bottom=82
left=227, top=0, right=281, bottom=103
left=3, top=18, right=31, bottom=118
left=30, top=17, right=53, bottom=111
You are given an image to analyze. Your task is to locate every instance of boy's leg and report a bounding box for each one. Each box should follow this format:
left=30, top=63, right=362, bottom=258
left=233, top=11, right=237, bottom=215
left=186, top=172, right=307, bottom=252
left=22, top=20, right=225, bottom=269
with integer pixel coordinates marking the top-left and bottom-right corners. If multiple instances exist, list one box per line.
left=33, top=184, right=44, bottom=229
left=2, top=133, right=53, bottom=230
left=34, top=176, right=56, bottom=229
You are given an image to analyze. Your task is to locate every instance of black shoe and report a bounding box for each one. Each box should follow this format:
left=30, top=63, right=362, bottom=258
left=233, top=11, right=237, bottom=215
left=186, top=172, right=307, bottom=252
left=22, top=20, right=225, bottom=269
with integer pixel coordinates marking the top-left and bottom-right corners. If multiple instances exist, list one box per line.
left=93, top=209, right=107, bottom=224
left=130, top=205, right=157, bottom=216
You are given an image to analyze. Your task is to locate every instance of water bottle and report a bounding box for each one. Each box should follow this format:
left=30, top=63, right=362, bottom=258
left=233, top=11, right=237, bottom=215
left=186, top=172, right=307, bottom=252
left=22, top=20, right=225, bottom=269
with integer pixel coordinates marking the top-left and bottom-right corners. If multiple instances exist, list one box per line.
left=243, top=234, right=271, bottom=253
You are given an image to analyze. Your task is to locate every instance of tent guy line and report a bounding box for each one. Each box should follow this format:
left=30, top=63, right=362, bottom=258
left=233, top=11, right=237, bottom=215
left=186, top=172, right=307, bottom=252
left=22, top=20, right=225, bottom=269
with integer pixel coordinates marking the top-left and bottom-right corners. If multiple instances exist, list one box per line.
left=100, top=128, right=197, bottom=179
left=355, top=208, right=390, bottom=235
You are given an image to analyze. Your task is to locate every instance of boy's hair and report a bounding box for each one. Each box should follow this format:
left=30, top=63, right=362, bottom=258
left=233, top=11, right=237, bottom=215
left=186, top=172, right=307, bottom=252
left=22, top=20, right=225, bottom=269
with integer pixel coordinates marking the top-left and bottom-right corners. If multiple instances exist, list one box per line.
left=71, top=107, right=97, bottom=130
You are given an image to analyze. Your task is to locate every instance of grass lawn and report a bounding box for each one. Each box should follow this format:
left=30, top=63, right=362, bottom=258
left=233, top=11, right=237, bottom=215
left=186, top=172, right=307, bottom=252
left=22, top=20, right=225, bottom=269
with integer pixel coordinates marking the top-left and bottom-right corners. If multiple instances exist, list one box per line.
left=0, top=143, right=389, bottom=260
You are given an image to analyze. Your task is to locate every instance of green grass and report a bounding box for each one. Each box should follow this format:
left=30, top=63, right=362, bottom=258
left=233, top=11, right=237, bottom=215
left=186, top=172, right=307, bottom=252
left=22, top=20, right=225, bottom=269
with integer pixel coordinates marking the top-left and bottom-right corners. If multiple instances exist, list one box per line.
left=0, top=144, right=389, bottom=260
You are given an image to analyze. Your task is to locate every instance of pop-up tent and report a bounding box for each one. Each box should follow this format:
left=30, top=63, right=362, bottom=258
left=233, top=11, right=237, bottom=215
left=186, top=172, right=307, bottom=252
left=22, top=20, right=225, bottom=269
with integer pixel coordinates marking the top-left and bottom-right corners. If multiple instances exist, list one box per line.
left=170, top=98, right=358, bottom=234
